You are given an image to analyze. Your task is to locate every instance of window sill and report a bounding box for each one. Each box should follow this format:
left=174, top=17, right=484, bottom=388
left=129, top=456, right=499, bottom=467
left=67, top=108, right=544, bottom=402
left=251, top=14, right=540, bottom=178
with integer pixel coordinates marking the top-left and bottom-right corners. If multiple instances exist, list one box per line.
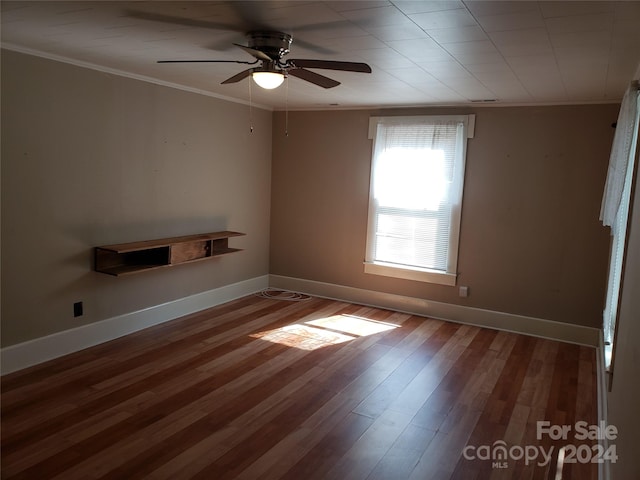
left=363, top=261, right=457, bottom=286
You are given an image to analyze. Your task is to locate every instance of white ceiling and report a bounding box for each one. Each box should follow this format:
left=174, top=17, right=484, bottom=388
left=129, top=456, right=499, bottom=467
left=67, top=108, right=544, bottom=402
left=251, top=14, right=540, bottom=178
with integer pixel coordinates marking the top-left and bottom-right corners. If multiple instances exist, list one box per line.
left=2, top=1, right=640, bottom=110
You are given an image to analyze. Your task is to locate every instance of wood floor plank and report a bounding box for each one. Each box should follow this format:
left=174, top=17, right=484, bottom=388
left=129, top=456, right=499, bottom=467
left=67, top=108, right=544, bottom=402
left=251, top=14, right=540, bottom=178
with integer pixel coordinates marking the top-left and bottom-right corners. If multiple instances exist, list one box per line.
left=279, top=411, right=376, bottom=480
left=230, top=314, right=441, bottom=480
left=0, top=294, right=598, bottom=480
left=408, top=333, right=517, bottom=480
left=366, top=422, right=438, bottom=480
left=89, top=305, right=390, bottom=479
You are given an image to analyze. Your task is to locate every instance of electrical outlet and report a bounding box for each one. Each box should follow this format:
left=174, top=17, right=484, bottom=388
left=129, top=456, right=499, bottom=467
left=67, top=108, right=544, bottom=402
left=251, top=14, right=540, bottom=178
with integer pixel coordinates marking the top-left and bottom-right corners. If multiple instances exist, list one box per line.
left=459, top=286, right=469, bottom=298
left=73, top=301, right=83, bottom=317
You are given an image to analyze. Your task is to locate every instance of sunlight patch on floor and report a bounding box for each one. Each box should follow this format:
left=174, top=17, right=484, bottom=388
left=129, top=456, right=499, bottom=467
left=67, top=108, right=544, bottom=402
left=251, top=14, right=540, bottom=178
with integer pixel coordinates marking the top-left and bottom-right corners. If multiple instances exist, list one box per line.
left=306, top=315, right=399, bottom=337
left=250, top=314, right=400, bottom=350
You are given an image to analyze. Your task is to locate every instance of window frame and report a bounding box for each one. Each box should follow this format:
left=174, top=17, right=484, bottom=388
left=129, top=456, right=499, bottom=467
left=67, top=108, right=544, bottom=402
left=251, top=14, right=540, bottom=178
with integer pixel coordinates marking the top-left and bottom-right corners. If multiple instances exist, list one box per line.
left=364, top=114, right=474, bottom=286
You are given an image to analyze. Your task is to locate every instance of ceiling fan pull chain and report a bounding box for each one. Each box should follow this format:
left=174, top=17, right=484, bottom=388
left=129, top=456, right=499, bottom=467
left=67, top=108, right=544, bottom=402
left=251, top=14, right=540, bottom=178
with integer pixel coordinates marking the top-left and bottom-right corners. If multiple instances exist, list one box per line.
left=285, top=76, right=289, bottom=137
left=249, top=76, right=254, bottom=133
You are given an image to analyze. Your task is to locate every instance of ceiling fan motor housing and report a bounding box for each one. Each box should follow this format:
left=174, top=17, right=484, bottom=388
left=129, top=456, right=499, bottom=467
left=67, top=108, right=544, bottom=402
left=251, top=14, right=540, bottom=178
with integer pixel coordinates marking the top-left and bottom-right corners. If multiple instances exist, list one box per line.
left=247, top=31, right=292, bottom=60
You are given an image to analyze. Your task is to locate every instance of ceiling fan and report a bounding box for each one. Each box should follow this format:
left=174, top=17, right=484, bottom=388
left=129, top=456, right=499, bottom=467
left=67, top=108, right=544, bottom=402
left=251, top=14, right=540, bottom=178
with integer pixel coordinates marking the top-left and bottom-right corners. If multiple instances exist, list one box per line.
left=158, top=30, right=372, bottom=90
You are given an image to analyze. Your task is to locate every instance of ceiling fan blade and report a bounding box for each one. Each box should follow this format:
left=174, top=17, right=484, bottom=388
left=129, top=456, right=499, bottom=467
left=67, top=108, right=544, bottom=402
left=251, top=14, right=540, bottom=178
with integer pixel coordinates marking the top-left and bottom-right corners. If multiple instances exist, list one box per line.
left=289, top=59, right=372, bottom=73
left=125, top=9, right=237, bottom=32
left=233, top=44, right=273, bottom=62
left=288, top=68, right=340, bottom=89
left=158, top=60, right=257, bottom=65
left=221, top=68, right=254, bottom=85
left=289, top=38, right=336, bottom=56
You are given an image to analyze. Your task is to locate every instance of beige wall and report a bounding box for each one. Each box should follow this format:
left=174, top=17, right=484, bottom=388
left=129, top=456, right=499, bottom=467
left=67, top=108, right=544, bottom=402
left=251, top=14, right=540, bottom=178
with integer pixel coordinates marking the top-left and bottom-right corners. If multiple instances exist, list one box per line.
left=270, top=105, right=618, bottom=328
left=1, top=50, right=272, bottom=347
left=0, top=49, right=620, bottom=345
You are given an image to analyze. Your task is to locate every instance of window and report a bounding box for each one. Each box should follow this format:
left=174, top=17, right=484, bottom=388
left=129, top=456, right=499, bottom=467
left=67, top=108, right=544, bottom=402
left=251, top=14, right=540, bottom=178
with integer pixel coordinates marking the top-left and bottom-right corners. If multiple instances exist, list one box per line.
left=600, top=81, right=639, bottom=371
left=365, top=115, right=474, bottom=286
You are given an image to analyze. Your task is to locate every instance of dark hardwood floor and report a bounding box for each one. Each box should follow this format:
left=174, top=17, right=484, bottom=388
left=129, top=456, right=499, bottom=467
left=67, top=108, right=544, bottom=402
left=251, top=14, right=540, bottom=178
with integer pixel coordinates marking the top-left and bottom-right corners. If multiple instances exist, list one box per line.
left=1, top=294, right=598, bottom=479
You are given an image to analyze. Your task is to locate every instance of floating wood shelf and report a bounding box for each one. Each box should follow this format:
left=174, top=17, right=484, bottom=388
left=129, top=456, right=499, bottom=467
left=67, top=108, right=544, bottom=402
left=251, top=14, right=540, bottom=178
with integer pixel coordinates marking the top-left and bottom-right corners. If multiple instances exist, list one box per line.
left=94, top=231, right=245, bottom=276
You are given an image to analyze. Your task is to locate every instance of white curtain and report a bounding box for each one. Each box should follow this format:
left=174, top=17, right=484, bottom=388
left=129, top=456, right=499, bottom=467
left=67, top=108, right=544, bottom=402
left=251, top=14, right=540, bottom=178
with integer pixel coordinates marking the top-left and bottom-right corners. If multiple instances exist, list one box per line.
left=368, top=118, right=466, bottom=273
left=600, top=81, right=640, bottom=234
left=600, top=81, right=640, bottom=364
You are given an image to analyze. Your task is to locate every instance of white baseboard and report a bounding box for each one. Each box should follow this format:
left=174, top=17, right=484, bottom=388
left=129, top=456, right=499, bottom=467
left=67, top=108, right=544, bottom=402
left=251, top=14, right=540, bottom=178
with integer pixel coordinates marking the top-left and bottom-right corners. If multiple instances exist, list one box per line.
left=596, top=331, right=611, bottom=480
left=2, top=274, right=601, bottom=376
left=0, top=275, right=269, bottom=375
left=269, top=275, right=600, bottom=347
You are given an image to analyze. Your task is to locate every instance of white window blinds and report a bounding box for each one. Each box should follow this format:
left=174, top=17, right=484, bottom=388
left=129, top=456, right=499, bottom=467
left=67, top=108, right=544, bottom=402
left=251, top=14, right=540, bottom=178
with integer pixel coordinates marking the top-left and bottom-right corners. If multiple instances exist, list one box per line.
left=365, top=115, right=473, bottom=285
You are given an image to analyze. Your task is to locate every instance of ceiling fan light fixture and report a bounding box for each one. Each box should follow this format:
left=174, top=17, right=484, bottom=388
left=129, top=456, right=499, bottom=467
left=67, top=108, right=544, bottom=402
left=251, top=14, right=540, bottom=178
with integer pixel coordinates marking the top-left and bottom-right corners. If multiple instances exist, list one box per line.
left=252, top=71, right=285, bottom=89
